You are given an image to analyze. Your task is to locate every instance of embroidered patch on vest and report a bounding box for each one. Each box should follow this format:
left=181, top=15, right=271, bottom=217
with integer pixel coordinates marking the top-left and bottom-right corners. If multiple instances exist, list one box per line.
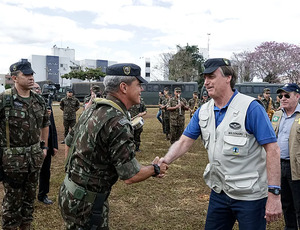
left=229, top=122, right=241, bottom=130
left=272, top=116, right=279, bottom=122
left=232, top=147, right=239, bottom=155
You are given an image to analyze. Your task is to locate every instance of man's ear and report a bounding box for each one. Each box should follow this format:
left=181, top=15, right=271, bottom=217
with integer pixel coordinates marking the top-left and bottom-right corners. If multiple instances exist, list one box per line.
left=11, top=75, right=17, bottom=82
left=119, top=82, right=127, bottom=94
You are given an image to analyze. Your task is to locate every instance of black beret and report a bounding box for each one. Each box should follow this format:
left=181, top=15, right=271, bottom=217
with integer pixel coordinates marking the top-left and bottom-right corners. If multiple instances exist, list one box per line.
left=106, top=63, right=147, bottom=84
left=10, top=61, right=35, bottom=75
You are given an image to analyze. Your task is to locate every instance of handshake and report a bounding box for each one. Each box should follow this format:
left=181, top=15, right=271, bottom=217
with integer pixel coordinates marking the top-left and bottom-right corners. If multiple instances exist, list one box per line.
left=152, top=156, right=168, bottom=178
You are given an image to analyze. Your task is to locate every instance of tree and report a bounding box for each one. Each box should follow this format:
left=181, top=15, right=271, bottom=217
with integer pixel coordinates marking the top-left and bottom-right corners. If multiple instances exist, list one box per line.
left=168, top=44, right=204, bottom=82
left=234, top=41, right=300, bottom=83
left=231, top=51, right=254, bottom=82
left=61, top=67, right=105, bottom=81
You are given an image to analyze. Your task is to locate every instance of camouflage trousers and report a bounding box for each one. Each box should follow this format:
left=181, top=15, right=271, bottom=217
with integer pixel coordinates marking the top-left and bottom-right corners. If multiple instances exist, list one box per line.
left=58, top=183, right=110, bottom=230
left=170, top=124, right=184, bottom=144
left=63, top=119, right=76, bottom=138
left=2, top=170, right=40, bottom=229
left=163, top=118, right=170, bottom=135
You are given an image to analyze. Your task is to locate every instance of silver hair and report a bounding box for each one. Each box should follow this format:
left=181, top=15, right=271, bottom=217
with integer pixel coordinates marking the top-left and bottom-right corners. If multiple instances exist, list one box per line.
left=103, top=75, right=136, bottom=94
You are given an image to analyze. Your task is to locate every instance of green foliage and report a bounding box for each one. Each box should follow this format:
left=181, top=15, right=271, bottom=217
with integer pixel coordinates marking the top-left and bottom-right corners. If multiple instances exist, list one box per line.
left=169, top=44, right=204, bottom=82
left=61, top=67, right=105, bottom=81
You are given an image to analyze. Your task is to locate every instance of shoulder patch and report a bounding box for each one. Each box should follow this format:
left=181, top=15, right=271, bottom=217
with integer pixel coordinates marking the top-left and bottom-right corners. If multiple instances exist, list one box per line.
left=118, top=117, right=130, bottom=126
left=272, top=116, right=279, bottom=122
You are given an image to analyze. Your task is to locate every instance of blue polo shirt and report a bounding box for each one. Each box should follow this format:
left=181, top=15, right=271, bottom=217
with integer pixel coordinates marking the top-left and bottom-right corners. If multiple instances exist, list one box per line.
left=183, top=90, right=277, bottom=146
left=277, top=104, right=300, bottom=159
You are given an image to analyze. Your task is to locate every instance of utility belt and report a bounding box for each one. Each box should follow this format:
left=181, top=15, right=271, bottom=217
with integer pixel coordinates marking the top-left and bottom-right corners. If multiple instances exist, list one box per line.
left=63, top=175, right=109, bottom=203
left=1, top=142, right=41, bottom=154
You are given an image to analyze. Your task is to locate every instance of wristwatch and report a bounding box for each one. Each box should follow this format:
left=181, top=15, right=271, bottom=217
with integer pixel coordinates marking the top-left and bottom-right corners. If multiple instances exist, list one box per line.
left=268, top=187, right=281, bottom=195
left=152, top=164, right=160, bottom=177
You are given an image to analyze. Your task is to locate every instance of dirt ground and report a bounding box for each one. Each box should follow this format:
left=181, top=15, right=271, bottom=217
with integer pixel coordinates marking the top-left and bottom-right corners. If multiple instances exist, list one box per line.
left=0, top=106, right=284, bottom=229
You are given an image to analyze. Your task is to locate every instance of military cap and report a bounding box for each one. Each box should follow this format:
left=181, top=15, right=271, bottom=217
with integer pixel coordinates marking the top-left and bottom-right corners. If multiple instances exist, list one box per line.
left=10, top=61, right=35, bottom=75
left=203, top=91, right=208, bottom=96
left=91, top=85, right=101, bottom=93
left=277, top=83, right=300, bottom=94
left=193, top=91, right=198, bottom=95
left=263, top=88, right=271, bottom=93
left=67, top=88, right=73, bottom=93
left=203, top=58, right=231, bottom=74
left=106, top=63, right=148, bottom=84
left=164, top=87, right=169, bottom=91
left=174, top=87, right=181, bottom=92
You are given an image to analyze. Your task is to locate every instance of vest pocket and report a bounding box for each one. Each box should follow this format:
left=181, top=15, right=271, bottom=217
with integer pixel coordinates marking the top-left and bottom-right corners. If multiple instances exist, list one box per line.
left=224, top=171, right=260, bottom=194
left=199, top=115, right=209, bottom=128
left=223, top=135, right=248, bottom=156
left=296, top=127, right=300, bottom=142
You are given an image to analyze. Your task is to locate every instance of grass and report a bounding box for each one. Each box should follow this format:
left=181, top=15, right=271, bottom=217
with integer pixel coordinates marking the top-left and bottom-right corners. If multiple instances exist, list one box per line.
left=0, top=106, right=284, bottom=229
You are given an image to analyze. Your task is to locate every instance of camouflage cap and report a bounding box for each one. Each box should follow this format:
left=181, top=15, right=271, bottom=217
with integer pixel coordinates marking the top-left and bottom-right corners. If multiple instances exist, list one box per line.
left=263, top=88, right=271, bottom=93
left=164, top=87, right=169, bottom=91
left=174, top=87, right=181, bottom=92
left=91, top=85, right=101, bottom=93
left=193, top=91, right=198, bottom=95
left=106, top=63, right=148, bottom=84
left=10, top=61, right=35, bottom=75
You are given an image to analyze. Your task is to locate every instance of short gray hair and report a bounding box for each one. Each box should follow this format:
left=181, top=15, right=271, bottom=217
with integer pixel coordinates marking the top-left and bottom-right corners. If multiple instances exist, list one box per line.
left=103, top=75, right=136, bottom=94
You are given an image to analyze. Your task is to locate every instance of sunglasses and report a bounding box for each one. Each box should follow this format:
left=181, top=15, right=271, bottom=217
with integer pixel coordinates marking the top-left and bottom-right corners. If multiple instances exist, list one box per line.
left=278, top=94, right=290, bottom=99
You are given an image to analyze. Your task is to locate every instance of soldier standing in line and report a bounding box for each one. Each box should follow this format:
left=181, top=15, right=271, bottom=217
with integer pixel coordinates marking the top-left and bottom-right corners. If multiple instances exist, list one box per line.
left=159, top=87, right=169, bottom=134
left=188, top=91, right=200, bottom=118
left=128, top=98, right=147, bottom=152
left=83, top=84, right=102, bottom=111
left=161, top=91, right=171, bottom=140
left=0, top=61, right=50, bottom=230
left=199, top=91, right=210, bottom=106
left=59, top=89, right=80, bottom=144
left=167, top=87, right=189, bottom=144
left=58, top=63, right=168, bottom=230
left=261, top=88, right=275, bottom=120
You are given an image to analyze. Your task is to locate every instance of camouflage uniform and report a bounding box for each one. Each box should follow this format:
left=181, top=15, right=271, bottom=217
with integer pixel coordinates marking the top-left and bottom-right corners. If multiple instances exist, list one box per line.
left=60, top=96, right=80, bottom=138
left=162, top=97, right=170, bottom=138
left=128, top=100, right=147, bottom=151
left=167, top=96, right=187, bottom=144
left=188, top=98, right=200, bottom=118
left=0, top=88, right=50, bottom=229
left=58, top=95, right=141, bottom=230
left=261, top=97, right=275, bottom=112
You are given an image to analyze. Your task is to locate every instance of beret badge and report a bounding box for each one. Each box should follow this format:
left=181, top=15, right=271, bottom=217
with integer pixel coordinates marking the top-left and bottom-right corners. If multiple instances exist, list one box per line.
left=123, top=66, right=131, bottom=75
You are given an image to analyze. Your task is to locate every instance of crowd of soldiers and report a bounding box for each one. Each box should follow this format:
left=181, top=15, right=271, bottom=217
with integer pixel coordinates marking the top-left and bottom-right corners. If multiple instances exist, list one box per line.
left=158, top=87, right=210, bottom=144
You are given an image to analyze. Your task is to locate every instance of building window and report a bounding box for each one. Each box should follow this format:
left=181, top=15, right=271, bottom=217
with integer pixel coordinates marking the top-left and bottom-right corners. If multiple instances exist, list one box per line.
left=146, top=73, right=150, bottom=77
left=146, top=62, right=150, bottom=67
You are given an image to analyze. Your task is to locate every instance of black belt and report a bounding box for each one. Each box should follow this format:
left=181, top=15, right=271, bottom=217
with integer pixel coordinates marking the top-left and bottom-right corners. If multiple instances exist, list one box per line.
left=280, top=158, right=290, bottom=162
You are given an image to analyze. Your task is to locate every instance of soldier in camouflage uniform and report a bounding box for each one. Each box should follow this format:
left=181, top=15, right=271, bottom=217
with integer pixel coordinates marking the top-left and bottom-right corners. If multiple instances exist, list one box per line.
left=0, top=61, right=50, bottom=230
left=60, top=89, right=80, bottom=143
left=188, top=91, right=200, bottom=118
left=128, top=98, right=147, bottom=151
left=167, top=87, right=188, bottom=144
left=83, top=84, right=102, bottom=110
left=58, top=63, right=168, bottom=230
left=161, top=91, right=171, bottom=140
left=261, top=88, right=275, bottom=120
left=199, top=91, right=210, bottom=106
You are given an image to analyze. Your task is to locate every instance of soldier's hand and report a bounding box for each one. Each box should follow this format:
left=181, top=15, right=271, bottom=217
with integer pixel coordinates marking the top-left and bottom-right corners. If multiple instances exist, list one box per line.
left=159, top=162, right=168, bottom=176
left=43, top=149, right=47, bottom=158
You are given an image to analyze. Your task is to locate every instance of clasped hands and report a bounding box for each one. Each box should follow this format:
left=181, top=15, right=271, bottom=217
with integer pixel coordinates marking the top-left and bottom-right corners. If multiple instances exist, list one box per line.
left=152, top=156, right=168, bottom=178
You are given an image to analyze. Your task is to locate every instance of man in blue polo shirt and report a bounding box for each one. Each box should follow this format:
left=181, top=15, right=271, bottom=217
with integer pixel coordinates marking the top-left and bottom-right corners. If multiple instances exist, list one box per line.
left=159, top=58, right=282, bottom=229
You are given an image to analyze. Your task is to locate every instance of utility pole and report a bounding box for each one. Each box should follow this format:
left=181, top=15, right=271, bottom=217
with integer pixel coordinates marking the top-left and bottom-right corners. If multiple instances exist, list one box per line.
left=207, top=33, right=211, bottom=58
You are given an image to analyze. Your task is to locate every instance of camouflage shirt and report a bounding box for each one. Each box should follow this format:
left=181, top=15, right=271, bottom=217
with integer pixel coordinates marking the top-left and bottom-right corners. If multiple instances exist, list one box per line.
left=167, top=96, right=187, bottom=126
left=65, top=95, right=141, bottom=193
left=261, top=97, right=275, bottom=112
left=161, top=97, right=170, bottom=119
left=60, top=96, right=80, bottom=120
left=128, top=100, right=147, bottom=118
left=188, top=98, right=200, bottom=110
left=0, top=87, right=50, bottom=147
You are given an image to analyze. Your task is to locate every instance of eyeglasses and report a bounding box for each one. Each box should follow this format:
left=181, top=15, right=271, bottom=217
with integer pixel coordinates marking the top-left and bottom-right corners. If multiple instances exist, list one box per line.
left=278, top=94, right=290, bottom=99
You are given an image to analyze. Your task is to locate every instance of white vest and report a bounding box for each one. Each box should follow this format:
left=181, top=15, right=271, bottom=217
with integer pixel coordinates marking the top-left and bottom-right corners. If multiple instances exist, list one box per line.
left=198, top=93, right=268, bottom=200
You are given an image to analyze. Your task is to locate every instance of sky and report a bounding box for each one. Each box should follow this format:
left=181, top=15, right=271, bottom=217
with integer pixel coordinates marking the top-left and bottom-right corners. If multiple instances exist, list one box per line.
left=0, top=0, right=300, bottom=79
